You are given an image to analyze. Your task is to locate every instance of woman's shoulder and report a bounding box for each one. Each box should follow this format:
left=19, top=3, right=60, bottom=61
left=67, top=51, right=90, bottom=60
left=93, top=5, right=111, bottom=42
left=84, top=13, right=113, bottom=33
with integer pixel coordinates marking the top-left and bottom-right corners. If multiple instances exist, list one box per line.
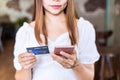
left=29, top=21, right=35, bottom=28
left=16, top=21, right=35, bottom=35
left=77, top=17, right=95, bottom=31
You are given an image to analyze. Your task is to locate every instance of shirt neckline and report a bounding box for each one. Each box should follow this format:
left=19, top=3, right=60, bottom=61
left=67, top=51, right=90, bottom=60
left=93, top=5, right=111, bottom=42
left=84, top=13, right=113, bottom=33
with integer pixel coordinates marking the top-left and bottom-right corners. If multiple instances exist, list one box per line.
left=48, top=32, right=68, bottom=42
left=24, top=22, right=69, bottom=43
left=23, top=18, right=85, bottom=43
left=40, top=32, right=68, bottom=43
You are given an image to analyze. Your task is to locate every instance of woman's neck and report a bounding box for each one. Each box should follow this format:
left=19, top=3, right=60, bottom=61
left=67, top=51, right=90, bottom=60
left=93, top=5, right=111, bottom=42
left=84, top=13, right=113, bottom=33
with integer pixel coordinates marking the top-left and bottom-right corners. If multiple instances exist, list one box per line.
left=45, top=12, right=66, bottom=23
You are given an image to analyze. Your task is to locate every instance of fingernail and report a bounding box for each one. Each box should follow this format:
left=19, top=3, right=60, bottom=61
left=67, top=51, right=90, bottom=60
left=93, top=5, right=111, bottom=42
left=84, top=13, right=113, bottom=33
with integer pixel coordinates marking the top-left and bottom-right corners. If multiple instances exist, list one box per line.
left=29, top=53, right=34, bottom=55
left=60, top=51, right=63, bottom=54
left=32, top=53, right=35, bottom=55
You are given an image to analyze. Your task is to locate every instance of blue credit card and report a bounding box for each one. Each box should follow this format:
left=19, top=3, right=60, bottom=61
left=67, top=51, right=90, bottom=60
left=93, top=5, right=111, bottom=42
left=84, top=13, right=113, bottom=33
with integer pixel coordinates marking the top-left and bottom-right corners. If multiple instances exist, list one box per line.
left=26, top=46, right=49, bottom=55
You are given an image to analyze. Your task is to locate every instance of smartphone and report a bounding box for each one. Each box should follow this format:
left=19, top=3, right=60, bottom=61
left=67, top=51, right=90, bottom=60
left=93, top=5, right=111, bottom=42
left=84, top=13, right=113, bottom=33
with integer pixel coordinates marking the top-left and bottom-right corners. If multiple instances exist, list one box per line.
left=54, top=46, right=74, bottom=55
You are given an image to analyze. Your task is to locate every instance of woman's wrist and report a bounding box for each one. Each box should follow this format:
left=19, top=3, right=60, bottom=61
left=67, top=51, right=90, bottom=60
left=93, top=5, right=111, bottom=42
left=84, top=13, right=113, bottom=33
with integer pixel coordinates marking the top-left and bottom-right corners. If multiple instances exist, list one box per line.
left=71, top=60, right=85, bottom=73
left=71, top=58, right=80, bottom=69
left=21, top=67, right=32, bottom=71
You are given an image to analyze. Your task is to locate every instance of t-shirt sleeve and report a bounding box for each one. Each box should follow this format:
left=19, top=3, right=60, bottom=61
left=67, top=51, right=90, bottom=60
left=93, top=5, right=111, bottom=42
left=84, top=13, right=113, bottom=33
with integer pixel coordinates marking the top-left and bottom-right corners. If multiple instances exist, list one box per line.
left=13, top=25, right=28, bottom=70
left=77, top=18, right=100, bottom=64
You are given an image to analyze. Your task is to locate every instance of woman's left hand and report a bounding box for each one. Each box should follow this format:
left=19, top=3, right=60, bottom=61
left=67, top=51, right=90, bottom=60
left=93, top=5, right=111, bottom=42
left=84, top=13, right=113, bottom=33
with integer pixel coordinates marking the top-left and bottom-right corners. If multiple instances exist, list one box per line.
left=52, top=50, right=78, bottom=69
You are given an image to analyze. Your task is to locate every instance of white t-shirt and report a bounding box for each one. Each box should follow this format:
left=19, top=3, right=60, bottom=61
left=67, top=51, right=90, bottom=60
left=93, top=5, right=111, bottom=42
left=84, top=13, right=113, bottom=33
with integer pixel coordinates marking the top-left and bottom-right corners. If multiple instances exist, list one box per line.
left=13, top=17, right=100, bottom=80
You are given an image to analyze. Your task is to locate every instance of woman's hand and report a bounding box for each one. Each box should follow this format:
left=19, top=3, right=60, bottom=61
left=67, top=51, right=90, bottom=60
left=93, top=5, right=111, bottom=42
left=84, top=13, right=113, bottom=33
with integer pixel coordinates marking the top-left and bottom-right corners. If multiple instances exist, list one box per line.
left=18, top=52, right=37, bottom=69
left=52, top=50, right=79, bottom=69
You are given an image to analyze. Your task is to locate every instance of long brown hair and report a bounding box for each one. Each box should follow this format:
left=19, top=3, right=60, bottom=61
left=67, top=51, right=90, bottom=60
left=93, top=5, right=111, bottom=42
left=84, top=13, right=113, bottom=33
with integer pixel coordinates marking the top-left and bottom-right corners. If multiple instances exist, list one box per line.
left=32, top=0, right=79, bottom=45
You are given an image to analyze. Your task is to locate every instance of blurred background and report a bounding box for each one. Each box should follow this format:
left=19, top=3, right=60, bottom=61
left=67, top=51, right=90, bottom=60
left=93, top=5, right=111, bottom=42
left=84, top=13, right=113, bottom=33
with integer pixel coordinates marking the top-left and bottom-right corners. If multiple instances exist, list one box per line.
left=0, top=0, right=120, bottom=80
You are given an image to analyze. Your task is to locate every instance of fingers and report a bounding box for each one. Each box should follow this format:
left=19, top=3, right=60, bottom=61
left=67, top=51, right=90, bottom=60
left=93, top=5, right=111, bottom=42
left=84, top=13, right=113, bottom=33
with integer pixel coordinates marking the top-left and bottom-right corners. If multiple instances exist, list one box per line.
left=18, top=53, right=37, bottom=69
left=60, top=51, right=76, bottom=60
left=52, top=51, right=78, bottom=69
left=19, top=54, right=36, bottom=63
left=23, top=59, right=37, bottom=69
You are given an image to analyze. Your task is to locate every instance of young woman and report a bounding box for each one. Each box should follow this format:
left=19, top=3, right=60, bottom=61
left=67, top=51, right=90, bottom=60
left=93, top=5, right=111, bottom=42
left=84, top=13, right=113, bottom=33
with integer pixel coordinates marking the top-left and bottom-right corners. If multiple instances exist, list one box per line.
left=13, top=0, right=100, bottom=80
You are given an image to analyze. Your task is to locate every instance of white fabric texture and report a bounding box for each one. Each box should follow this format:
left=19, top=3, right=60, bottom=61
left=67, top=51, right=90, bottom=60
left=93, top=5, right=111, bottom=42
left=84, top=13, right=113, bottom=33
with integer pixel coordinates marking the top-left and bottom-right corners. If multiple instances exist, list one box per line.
left=13, top=17, right=100, bottom=80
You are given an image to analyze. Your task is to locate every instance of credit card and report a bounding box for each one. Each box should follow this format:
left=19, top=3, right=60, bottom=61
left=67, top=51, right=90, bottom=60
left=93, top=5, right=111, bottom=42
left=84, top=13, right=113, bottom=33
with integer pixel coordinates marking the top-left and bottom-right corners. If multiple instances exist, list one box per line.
left=26, top=46, right=49, bottom=55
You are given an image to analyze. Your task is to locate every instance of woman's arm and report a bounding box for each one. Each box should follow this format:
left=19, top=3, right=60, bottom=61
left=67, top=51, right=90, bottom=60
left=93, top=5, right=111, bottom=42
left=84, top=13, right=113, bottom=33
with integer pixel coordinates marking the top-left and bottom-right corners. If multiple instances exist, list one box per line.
left=15, top=53, right=37, bottom=80
left=72, top=60, right=94, bottom=80
left=52, top=51, right=95, bottom=80
left=15, top=69, right=31, bottom=80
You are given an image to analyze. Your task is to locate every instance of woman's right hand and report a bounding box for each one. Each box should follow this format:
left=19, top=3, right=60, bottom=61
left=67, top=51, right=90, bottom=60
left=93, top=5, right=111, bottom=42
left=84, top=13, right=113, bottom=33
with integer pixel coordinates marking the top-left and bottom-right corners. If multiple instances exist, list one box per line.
left=18, top=52, right=37, bottom=69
